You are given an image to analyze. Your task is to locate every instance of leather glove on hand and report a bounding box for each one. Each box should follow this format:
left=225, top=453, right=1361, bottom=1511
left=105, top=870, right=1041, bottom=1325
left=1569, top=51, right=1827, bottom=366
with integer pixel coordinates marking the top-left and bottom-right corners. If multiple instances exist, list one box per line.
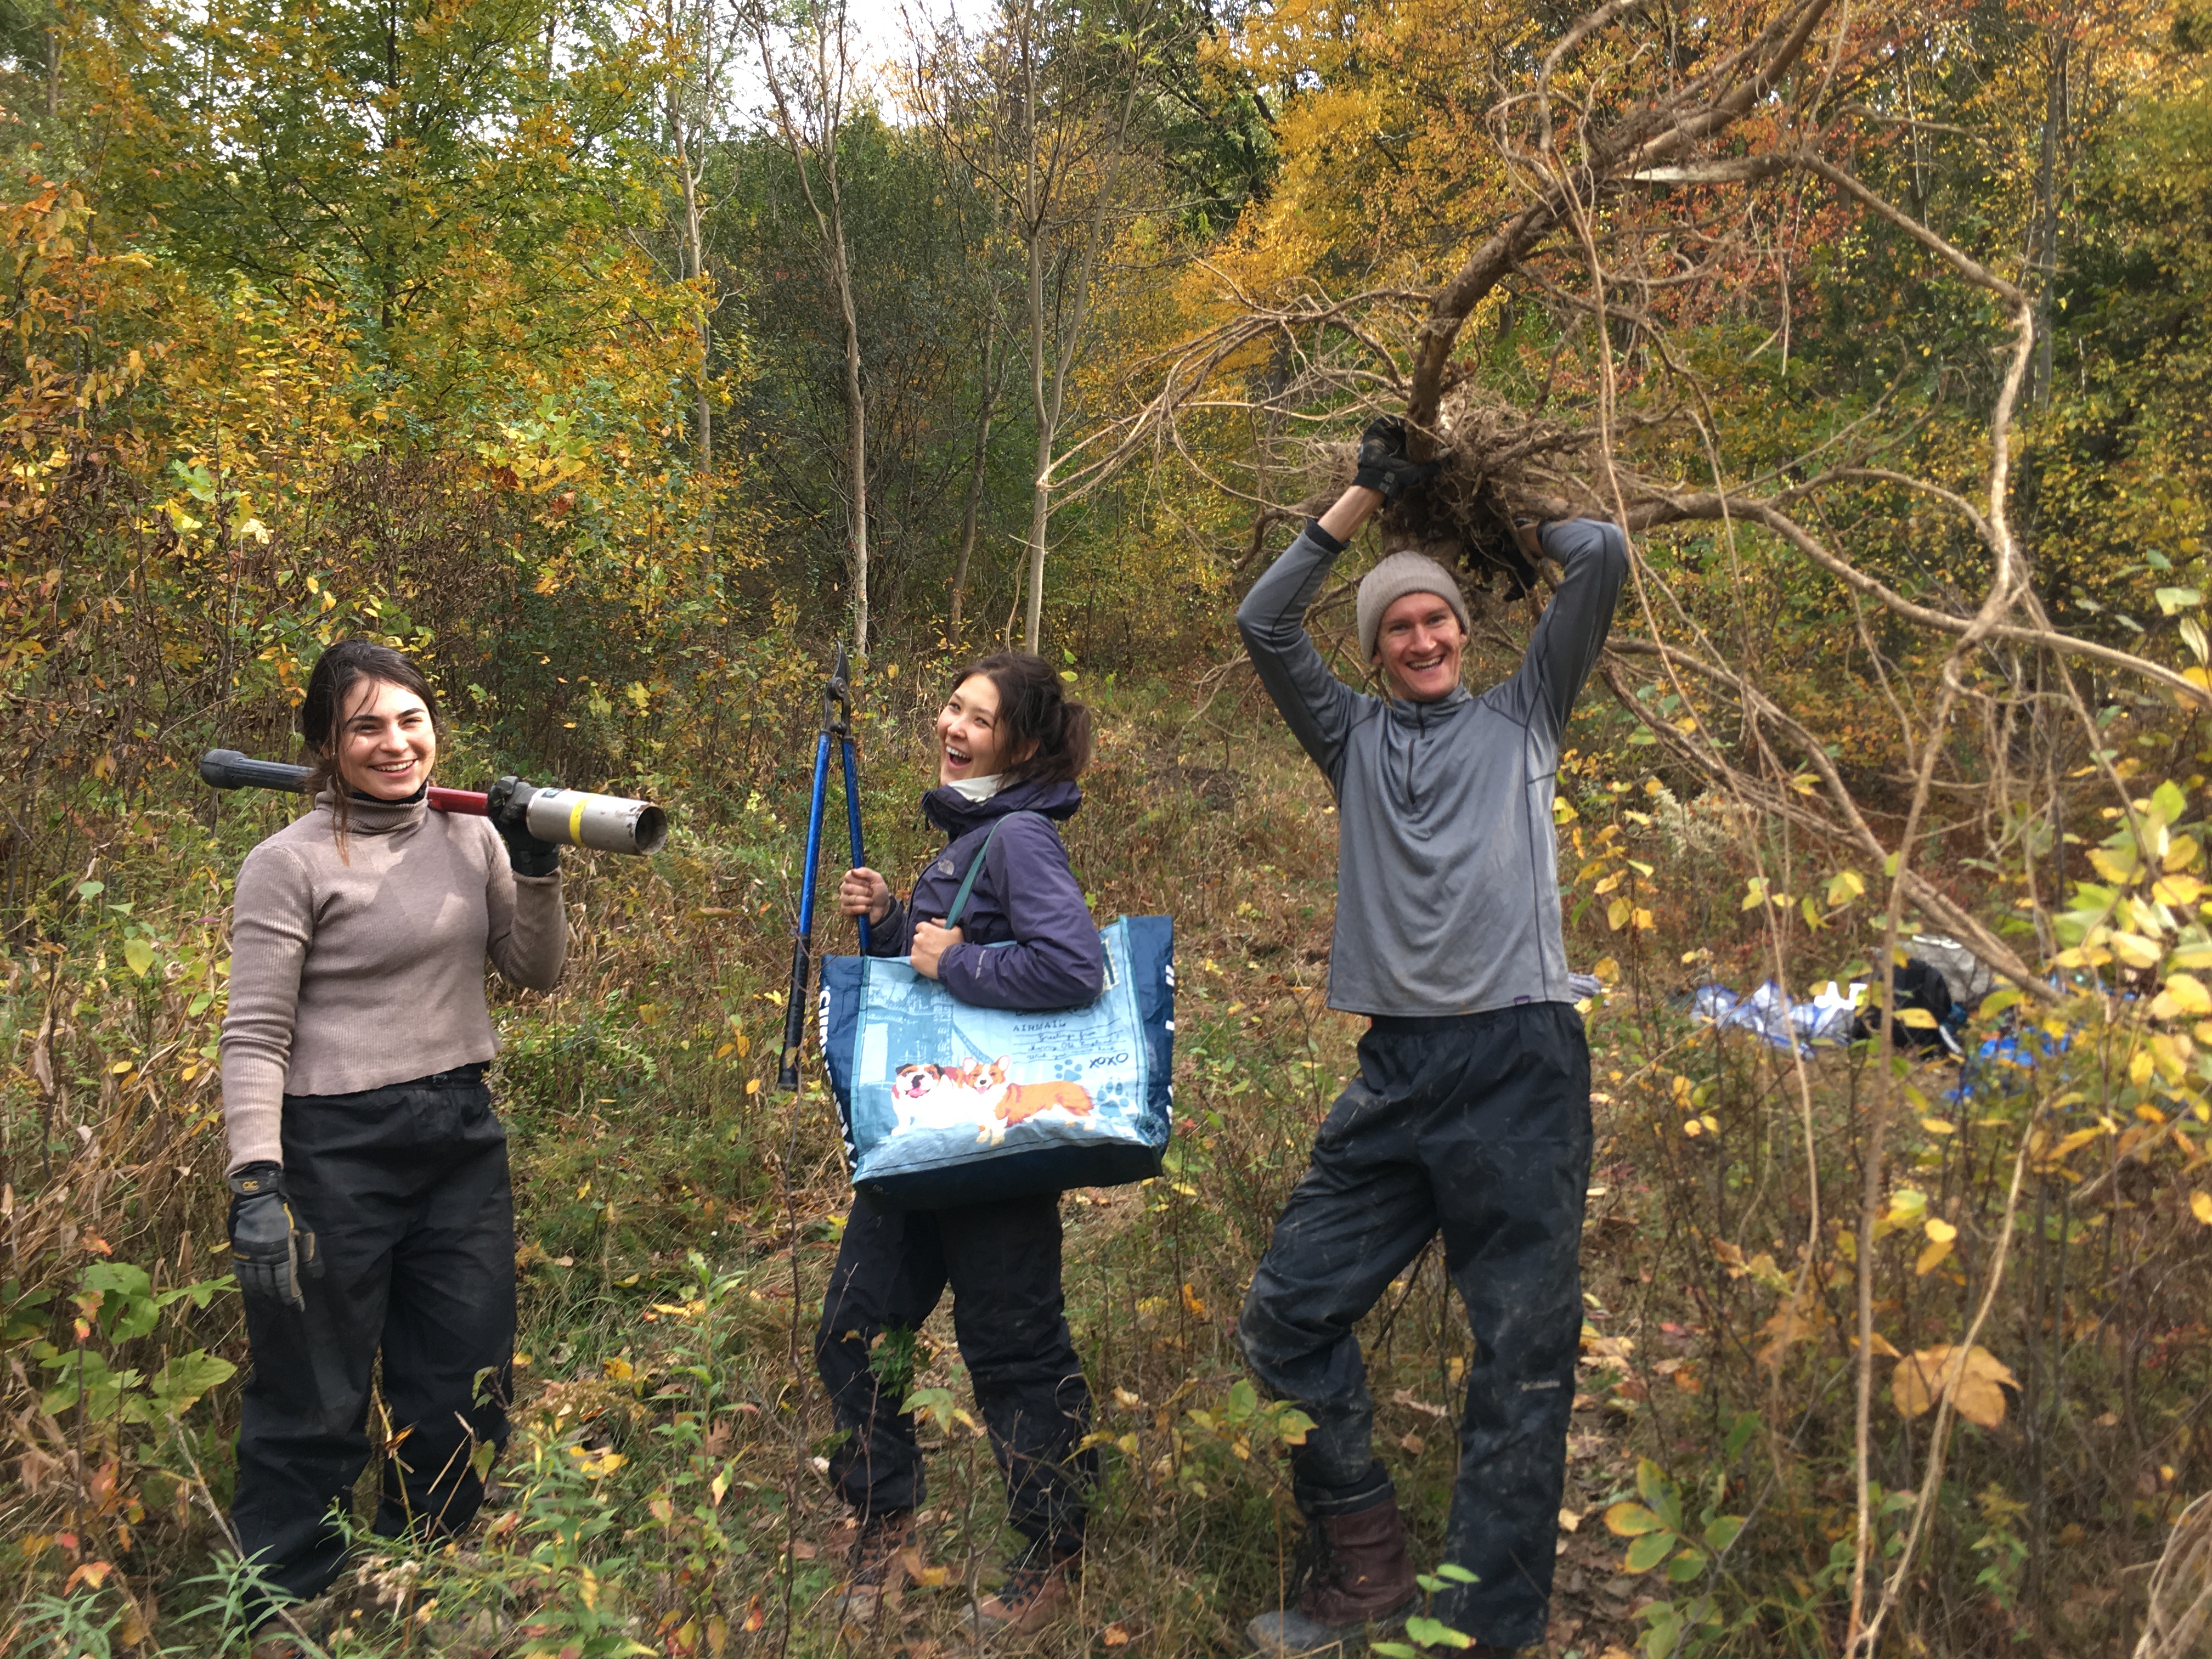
left=487, top=775, right=561, bottom=878
left=1352, top=415, right=1445, bottom=506
left=228, top=1164, right=319, bottom=1310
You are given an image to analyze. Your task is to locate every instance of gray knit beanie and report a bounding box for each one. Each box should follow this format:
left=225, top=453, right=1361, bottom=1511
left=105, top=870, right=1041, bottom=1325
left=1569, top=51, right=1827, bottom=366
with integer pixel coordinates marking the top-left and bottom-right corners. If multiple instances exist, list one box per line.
left=1357, top=551, right=1471, bottom=664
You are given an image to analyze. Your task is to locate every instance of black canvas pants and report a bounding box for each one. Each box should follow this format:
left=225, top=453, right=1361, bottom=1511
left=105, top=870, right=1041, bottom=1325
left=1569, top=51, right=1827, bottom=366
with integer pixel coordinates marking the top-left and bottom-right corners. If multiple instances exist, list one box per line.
left=816, top=1189, right=1094, bottom=1552
left=1239, top=1004, right=1593, bottom=1649
left=230, top=1067, right=516, bottom=1609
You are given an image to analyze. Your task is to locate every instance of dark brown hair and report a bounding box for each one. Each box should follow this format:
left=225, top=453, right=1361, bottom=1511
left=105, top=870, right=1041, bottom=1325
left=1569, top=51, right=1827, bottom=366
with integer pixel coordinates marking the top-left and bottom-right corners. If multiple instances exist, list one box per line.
left=300, top=639, right=441, bottom=853
left=952, top=652, right=1093, bottom=785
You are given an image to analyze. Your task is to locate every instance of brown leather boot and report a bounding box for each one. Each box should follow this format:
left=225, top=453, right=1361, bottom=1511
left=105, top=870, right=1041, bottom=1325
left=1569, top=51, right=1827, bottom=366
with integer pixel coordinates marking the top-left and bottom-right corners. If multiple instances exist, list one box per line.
left=833, top=1510, right=915, bottom=1626
left=1246, top=1497, right=1420, bottom=1655
left=963, top=1541, right=1081, bottom=1640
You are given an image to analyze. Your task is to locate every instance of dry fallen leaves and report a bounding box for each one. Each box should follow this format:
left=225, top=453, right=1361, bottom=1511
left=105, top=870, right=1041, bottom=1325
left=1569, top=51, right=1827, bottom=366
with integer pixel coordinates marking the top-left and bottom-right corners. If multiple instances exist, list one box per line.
left=1391, top=1388, right=1452, bottom=1420
left=1891, top=1344, right=2018, bottom=1428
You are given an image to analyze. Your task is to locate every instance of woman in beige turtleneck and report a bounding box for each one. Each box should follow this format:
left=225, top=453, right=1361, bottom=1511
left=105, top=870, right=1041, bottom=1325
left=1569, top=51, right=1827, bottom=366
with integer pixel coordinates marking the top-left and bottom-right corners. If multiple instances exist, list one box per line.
left=218, top=639, right=566, bottom=1654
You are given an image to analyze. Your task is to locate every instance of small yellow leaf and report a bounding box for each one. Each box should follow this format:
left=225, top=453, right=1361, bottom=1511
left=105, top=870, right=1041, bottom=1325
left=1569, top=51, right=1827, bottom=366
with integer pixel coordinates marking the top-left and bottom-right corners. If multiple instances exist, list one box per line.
left=2089, top=846, right=2138, bottom=884
left=2109, top=933, right=2164, bottom=969
left=1605, top=1501, right=1669, bottom=1537
left=2192, top=1191, right=2212, bottom=1226
left=2155, top=974, right=2212, bottom=1018
left=1920, top=1117, right=1957, bottom=1135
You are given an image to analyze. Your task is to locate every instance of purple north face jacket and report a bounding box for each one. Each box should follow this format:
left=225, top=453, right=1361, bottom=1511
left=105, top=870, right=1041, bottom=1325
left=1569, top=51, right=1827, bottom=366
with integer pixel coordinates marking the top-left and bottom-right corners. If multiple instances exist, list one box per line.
left=866, top=777, right=1105, bottom=1012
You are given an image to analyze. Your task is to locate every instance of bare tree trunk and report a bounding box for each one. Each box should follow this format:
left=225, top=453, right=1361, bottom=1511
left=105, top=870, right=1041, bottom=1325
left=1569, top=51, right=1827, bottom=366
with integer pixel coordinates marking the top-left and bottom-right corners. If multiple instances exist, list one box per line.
left=913, top=0, right=1139, bottom=652
left=950, top=320, right=1000, bottom=640
left=681, top=156, right=710, bottom=472
left=750, top=0, right=869, bottom=655
left=834, top=228, right=870, bottom=656
left=1022, top=205, right=1049, bottom=652
left=1018, top=91, right=1133, bottom=653
left=2025, top=29, right=2069, bottom=408
left=668, top=35, right=712, bottom=474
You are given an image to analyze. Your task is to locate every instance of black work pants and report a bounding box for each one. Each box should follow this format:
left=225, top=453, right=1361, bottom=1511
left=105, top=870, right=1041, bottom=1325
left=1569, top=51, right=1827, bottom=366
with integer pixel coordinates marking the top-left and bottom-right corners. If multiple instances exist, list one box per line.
left=1239, top=1004, right=1592, bottom=1649
left=230, top=1068, right=516, bottom=1609
left=816, top=1190, right=1094, bottom=1552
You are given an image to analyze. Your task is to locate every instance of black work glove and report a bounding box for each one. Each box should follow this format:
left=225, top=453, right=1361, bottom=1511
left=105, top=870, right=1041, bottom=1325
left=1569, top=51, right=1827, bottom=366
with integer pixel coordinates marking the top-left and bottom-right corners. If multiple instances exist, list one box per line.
left=228, top=1164, right=319, bottom=1310
left=1351, top=415, right=1445, bottom=506
left=486, top=775, right=561, bottom=878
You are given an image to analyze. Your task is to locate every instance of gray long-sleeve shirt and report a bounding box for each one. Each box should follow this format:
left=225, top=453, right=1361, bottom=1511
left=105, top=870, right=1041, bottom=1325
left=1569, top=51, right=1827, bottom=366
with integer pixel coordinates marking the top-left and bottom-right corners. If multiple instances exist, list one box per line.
left=1237, top=518, right=1629, bottom=1016
left=221, top=793, right=567, bottom=1171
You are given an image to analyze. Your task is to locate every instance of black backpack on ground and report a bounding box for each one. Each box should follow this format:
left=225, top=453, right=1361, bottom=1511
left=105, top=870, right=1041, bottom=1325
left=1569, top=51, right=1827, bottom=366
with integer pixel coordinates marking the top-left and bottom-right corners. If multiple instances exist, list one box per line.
left=1853, top=958, right=1961, bottom=1056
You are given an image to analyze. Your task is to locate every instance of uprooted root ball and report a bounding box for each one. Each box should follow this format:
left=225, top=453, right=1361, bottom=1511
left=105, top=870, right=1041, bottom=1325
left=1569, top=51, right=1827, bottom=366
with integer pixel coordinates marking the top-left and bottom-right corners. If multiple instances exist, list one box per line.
left=1297, top=391, right=1606, bottom=595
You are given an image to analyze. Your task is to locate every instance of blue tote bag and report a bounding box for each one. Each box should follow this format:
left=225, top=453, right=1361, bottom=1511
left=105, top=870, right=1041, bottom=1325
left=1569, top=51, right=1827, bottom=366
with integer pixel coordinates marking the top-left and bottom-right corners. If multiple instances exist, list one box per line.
left=819, top=821, right=1174, bottom=1211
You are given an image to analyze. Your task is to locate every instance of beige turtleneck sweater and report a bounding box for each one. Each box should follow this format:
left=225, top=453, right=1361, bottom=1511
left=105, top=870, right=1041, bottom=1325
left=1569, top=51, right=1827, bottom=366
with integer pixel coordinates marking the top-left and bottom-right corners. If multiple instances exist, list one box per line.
left=219, top=792, right=567, bottom=1172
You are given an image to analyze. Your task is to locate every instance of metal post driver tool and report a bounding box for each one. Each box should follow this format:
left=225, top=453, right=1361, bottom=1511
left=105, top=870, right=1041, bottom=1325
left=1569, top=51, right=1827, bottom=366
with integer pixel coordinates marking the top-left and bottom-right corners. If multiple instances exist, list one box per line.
left=778, top=644, right=869, bottom=1090
left=198, top=750, right=669, bottom=855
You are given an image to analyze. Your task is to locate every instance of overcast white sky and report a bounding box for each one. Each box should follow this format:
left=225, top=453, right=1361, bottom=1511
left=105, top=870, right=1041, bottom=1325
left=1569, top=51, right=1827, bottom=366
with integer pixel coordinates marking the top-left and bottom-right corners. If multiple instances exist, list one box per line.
left=725, top=0, right=941, bottom=125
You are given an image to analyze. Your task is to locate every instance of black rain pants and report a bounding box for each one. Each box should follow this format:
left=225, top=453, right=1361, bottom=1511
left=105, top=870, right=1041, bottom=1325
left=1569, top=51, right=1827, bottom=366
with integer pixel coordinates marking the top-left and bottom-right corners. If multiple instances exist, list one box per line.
left=816, top=1189, right=1094, bottom=1553
left=1239, top=1003, right=1592, bottom=1650
left=229, top=1066, right=515, bottom=1611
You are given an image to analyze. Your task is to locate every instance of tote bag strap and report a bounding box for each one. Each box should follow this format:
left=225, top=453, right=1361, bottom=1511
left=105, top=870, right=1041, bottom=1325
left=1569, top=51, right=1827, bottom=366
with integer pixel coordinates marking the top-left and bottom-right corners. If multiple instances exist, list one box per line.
left=943, top=810, right=1042, bottom=929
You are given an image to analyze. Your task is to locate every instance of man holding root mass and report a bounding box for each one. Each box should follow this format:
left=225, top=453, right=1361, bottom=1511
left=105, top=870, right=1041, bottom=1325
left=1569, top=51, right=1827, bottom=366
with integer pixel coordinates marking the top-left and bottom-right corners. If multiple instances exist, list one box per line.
left=1236, top=417, right=1628, bottom=1658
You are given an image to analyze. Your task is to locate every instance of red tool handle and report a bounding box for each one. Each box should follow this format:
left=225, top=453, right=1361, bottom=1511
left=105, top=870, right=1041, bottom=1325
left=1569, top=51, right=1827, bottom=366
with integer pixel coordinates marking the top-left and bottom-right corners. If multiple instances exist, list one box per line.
left=427, top=786, right=488, bottom=816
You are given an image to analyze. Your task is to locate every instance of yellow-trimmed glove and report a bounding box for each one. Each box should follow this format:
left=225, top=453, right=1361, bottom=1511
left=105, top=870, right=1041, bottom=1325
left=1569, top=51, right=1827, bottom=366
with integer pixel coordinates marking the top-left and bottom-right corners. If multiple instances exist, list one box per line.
left=227, top=1163, right=319, bottom=1310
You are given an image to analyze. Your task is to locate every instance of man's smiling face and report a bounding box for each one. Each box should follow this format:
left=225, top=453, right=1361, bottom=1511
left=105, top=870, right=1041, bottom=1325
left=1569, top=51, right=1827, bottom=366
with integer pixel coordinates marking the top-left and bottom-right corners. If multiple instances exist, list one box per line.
left=1374, top=590, right=1466, bottom=702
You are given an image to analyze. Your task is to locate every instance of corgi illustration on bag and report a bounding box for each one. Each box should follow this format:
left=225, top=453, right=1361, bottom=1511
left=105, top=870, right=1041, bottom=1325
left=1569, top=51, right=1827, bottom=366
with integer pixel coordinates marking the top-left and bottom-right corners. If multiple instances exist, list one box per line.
left=889, top=1058, right=1098, bottom=1144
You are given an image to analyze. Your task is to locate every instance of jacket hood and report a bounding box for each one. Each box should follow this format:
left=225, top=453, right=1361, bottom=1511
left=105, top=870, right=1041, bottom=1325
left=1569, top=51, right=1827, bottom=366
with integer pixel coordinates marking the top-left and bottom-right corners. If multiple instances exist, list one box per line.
left=921, top=776, right=1083, bottom=837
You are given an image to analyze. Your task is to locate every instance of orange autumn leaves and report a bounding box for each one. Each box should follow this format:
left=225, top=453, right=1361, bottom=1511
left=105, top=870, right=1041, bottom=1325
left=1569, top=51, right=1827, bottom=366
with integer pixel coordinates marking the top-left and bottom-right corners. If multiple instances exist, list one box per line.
left=1889, top=1344, right=2019, bottom=1431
